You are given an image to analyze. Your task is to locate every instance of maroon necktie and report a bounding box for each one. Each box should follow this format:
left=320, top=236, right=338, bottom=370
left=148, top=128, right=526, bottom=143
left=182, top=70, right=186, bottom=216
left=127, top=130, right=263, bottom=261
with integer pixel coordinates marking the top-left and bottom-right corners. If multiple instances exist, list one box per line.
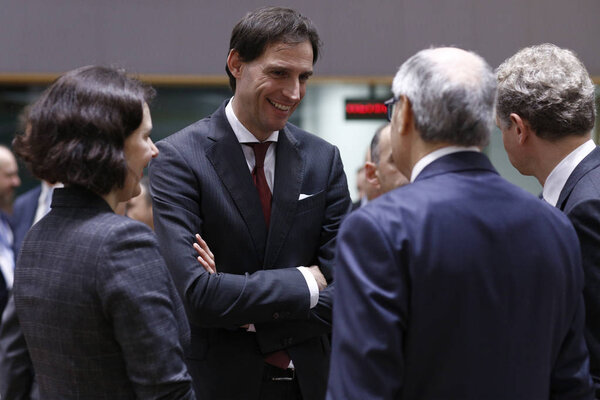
left=247, top=142, right=291, bottom=370
left=248, top=142, right=272, bottom=227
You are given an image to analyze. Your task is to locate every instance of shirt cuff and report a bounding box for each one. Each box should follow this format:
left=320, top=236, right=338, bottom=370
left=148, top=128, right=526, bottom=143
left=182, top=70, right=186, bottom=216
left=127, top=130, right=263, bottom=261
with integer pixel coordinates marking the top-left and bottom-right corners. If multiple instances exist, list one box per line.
left=297, top=266, right=319, bottom=308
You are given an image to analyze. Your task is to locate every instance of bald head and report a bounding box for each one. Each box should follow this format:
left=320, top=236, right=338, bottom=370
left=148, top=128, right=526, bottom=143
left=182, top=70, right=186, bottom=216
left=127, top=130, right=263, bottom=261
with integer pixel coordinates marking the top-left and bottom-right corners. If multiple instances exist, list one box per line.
left=0, top=146, right=21, bottom=213
left=391, top=47, right=496, bottom=147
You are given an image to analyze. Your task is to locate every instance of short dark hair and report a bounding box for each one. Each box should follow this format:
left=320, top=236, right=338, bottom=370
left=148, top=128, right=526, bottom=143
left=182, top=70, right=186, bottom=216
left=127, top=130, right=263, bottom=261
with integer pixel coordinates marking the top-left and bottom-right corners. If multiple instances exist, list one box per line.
left=13, top=65, right=155, bottom=195
left=369, top=124, right=388, bottom=165
left=226, top=6, right=321, bottom=92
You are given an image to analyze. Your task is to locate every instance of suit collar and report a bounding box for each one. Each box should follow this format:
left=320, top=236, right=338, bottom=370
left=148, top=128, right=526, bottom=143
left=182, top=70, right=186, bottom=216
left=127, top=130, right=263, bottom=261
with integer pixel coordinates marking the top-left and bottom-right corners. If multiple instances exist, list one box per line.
left=556, top=146, right=600, bottom=210
left=414, top=151, right=498, bottom=182
left=51, top=187, right=113, bottom=212
left=411, top=146, right=481, bottom=182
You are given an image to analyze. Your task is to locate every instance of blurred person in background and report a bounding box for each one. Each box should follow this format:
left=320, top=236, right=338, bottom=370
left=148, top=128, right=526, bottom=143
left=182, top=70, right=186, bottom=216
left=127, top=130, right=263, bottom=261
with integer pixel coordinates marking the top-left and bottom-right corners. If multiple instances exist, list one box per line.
left=0, top=145, right=20, bottom=321
left=364, top=123, right=409, bottom=198
left=11, top=65, right=195, bottom=399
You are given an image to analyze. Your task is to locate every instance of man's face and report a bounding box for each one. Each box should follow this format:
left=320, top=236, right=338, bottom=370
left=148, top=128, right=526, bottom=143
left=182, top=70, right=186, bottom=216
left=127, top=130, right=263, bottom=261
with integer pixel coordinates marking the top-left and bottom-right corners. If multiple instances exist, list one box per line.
left=230, top=40, right=313, bottom=141
left=390, top=96, right=411, bottom=179
left=497, top=115, right=527, bottom=175
left=0, top=151, right=20, bottom=211
left=376, top=126, right=409, bottom=193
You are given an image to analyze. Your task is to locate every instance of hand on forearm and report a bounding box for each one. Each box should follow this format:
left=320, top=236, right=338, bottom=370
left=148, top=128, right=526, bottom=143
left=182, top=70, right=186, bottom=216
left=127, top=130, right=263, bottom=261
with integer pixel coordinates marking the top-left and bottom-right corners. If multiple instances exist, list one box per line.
left=193, top=233, right=216, bottom=274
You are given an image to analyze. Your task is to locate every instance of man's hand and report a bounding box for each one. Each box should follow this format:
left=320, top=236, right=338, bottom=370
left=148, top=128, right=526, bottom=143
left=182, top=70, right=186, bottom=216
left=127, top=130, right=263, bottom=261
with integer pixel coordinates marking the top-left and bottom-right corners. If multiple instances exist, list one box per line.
left=308, top=265, right=327, bottom=291
left=193, top=233, right=216, bottom=274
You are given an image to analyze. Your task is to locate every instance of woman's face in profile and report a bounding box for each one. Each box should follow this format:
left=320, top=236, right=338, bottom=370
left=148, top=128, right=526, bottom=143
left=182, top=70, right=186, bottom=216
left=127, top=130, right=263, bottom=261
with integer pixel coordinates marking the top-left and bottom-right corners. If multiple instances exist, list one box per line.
left=120, top=103, right=159, bottom=202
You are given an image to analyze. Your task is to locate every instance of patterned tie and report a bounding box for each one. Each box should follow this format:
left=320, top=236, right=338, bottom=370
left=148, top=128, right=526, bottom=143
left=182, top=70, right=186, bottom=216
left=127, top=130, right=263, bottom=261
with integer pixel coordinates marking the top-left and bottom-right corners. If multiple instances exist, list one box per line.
left=248, top=142, right=272, bottom=227
left=247, top=142, right=291, bottom=370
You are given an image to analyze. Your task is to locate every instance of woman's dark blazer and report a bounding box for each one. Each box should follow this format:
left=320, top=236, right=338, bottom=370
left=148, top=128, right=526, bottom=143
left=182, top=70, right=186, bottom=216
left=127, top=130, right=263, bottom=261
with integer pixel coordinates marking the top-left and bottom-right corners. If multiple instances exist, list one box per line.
left=13, top=187, right=195, bottom=399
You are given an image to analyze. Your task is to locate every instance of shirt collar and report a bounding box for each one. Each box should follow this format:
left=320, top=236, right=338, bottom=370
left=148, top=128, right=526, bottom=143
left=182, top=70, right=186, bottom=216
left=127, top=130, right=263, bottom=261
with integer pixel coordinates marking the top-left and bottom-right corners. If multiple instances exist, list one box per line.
left=411, top=145, right=481, bottom=182
left=225, top=97, right=279, bottom=144
left=542, top=139, right=596, bottom=206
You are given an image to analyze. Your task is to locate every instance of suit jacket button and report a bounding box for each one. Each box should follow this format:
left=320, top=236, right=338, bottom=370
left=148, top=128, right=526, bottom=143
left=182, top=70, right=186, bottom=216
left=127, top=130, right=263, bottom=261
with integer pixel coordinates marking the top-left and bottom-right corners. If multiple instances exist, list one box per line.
left=272, top=312, right=280, bottom=320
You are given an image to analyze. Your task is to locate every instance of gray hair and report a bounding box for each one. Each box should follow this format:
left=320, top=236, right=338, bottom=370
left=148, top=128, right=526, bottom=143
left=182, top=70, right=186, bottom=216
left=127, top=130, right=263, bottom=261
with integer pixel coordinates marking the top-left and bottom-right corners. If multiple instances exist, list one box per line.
left=496, top=43, right=595, bottom=140
left=392, top=47, right=496, bottom=147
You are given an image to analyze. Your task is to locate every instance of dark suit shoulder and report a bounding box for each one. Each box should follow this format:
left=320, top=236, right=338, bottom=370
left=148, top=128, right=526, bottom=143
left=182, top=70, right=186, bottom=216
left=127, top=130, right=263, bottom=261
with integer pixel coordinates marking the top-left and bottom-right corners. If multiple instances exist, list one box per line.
left=564, top=165, right=600, bottom=214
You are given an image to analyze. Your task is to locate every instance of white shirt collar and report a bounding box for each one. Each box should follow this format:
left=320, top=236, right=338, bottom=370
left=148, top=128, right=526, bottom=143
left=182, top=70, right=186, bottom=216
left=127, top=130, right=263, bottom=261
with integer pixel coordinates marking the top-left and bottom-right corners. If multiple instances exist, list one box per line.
left=542, top=139, right=596, bottom=206
left=411, top=146, right=481, bottom=182
left=225, top=97, right=279, bottom=144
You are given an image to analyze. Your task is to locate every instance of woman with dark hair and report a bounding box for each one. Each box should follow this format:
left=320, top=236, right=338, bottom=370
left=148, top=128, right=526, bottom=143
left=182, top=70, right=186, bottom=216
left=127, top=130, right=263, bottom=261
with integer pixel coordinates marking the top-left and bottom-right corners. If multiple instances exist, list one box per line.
left=12, top=66, right=195, bottom=399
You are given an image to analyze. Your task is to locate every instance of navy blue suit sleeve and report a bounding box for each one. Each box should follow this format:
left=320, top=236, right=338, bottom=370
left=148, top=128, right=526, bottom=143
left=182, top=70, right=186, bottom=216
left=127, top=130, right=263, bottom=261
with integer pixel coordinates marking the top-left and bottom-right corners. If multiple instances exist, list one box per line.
left=0, top=294, right=39, bottom=400
left=150, top=140, right=311, bottom=328
left=566, top=199, right=600, bottom=391
left=327, top=209, right=408, bottom=400
left=97, top=223, right=195, bottom=400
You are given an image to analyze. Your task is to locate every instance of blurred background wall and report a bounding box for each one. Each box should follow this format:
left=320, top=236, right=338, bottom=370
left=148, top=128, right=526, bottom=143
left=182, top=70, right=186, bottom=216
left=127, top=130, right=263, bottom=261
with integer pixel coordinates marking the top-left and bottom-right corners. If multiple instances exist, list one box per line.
left=2, top=0, right=600, bottom=197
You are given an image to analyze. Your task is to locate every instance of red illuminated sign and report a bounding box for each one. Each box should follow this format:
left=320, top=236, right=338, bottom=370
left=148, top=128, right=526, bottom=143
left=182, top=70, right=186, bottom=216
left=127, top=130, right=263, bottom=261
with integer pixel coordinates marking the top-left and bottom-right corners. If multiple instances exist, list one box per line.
left=345, top=99, right=388, bottom=120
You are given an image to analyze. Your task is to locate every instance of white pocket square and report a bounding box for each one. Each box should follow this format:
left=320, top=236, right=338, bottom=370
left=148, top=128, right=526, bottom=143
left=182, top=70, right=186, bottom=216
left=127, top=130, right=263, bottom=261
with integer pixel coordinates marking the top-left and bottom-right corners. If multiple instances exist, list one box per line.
left=298, top=193, right=314, bottom=200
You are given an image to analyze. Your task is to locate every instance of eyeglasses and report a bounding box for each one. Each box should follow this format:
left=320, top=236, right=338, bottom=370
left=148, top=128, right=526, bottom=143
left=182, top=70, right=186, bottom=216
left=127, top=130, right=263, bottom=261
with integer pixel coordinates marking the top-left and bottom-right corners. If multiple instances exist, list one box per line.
left=384, top=96, right=400, bottom=122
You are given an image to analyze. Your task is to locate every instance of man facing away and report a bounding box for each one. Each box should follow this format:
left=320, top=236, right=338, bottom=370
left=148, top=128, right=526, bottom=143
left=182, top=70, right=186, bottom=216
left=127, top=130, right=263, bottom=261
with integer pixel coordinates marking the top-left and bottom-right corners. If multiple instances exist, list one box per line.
left=327, top=47, right=593, bottom=399
left=497, top=43, right=600, bottom=398
left=149, top=6, right=350, bottom=400
left=364, top=123, right=409, bottom=197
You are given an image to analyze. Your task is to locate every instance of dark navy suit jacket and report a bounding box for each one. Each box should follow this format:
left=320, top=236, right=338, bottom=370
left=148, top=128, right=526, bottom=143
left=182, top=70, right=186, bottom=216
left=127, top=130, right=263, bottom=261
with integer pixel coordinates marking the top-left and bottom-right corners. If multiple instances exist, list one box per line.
left=328, top=151, right=593, bottom=400
left=557, top=146, right=600, bottom=395
left=0, top=184, right=41, bottom=400
left=149, top=100, right=350, bottom=400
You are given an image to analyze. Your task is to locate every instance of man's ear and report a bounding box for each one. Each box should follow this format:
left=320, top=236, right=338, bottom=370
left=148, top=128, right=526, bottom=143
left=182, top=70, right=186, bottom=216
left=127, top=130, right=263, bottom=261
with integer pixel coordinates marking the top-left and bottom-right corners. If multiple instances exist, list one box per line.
left=396, top=95, right=414, bottom=137
left=364, top=161, right=380, bottom=187
left=510, top=113, right=531, bottom=145
left=226, top=49, right=243, bottom=78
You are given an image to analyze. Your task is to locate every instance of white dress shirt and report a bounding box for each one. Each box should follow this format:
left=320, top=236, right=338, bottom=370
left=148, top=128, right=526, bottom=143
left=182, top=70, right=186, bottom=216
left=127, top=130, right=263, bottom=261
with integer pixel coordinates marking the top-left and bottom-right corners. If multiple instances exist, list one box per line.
left=411, top=146, right=481, bottom=182
left=225, top=99, right=319, bottom=309
left=33, top=181, right=62, bottom=224
left=543, top=139, right=596, bottom=207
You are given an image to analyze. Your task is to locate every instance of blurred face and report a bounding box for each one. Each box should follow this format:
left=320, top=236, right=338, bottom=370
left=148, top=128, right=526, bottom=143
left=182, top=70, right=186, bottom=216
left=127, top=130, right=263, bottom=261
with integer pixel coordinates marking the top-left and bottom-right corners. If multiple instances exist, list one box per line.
left=0, top=150, right=21, bottom=211
left=126, top=185, right=154, bottom=230
left=376, top=126, right=409, bottom=193
left=228, top=40, right=313, bottom=141
left=120, top=103, right=158, bottom=202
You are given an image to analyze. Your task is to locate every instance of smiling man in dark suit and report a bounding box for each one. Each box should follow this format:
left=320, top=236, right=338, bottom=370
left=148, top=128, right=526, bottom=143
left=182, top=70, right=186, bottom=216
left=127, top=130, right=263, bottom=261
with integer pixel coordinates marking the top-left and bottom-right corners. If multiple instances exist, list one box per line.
left=149, top=7, right=349, bottom=400
left=497, top=43, right=600, bottom=398
left=327, top=47, right=593, bottom=399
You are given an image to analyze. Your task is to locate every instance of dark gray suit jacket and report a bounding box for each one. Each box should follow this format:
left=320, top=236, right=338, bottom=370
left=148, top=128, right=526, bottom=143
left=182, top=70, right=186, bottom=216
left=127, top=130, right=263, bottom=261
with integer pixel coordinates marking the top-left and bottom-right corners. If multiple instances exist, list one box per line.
left=557, top=146, right=600, bottom=396
left=13, top=187, right=195, bottom=399
left=149, top=100, right=350, bottom=400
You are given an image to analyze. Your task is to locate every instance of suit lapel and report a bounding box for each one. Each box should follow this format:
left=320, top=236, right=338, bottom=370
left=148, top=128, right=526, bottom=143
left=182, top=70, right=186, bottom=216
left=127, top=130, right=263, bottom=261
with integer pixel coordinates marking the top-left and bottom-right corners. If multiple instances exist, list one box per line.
left=205, top=104, right=268, bottom=262
left=264, top=127, right=304, bottom=267
left=556, top=146, right=600, bottom=211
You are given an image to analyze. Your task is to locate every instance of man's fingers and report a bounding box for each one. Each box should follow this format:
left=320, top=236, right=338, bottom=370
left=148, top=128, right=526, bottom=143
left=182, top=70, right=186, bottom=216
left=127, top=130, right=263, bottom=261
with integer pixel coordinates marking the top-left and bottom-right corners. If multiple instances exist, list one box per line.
left=196, top=234, right=215, bottom=260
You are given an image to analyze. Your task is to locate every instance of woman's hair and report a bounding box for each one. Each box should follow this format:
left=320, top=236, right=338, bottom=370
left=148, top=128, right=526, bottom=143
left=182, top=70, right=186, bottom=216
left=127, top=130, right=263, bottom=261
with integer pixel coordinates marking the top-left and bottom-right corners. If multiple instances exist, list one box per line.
left=13, top=65, right=155, bottom=195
